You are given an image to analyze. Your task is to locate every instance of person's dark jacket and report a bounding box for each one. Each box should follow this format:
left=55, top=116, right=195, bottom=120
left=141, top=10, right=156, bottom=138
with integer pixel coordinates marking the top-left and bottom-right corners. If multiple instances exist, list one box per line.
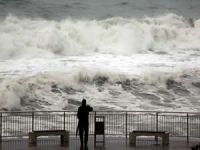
left=77, top=105, right=93, bottom=125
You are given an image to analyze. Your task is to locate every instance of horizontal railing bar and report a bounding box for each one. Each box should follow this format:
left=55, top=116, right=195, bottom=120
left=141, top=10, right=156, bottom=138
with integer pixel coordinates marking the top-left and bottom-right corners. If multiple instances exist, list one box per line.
left=1, top=110, right=200, bottom=114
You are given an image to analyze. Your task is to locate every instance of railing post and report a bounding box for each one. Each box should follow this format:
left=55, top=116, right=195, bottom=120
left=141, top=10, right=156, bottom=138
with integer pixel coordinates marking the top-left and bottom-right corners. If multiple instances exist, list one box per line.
left=64, top=112, right=66, bottom=130
left=0, top=113, right=2, bottom=144
left=94, top=111, right=96, bottom=119
left=155, top=112, right=159, bottom=142
left=94, top=111, right=96, bottom=147
left=187, top=113, right=189, bottom=144
left=94, top=111, right=96, bottom=129
left=32, top=112, right=34, bottom=132
left=156, top=112, right=158, bottom=132
left=125, top=112, right=128, bottom=145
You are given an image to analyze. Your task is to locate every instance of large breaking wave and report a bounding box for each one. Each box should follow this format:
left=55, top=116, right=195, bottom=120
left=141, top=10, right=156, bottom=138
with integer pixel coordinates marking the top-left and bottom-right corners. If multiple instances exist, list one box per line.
left=1, top=13, right=200, bottom=112
left=0, top=13, right=200, bottom=59
left=1, top=69, right=200, bottom=112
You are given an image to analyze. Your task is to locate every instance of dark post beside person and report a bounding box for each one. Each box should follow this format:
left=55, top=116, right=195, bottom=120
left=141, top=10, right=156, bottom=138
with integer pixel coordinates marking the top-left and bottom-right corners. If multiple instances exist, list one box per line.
left=77, top=99, right=93, bottom=149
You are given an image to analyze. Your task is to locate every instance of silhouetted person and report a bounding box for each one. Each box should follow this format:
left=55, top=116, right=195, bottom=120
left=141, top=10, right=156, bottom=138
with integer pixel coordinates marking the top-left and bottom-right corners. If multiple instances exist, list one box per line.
left=191, top=144, right=200, bottom=150
left=77, top=99, right=93, bottom=149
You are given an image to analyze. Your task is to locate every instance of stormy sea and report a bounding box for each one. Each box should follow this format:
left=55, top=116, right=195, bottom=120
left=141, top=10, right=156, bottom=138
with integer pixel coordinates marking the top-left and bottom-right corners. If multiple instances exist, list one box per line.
left=0, top=0, right=200, bottom=112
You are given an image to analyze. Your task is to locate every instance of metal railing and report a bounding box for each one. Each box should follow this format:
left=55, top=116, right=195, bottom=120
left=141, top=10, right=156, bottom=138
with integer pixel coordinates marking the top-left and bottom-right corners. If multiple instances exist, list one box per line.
left=0, top=111, right=200, bottom=143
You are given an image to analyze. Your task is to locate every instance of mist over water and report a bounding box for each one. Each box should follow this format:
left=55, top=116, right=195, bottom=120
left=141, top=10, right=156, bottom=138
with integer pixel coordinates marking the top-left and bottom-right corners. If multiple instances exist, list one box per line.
left=0, top=0, right=200, bottom=112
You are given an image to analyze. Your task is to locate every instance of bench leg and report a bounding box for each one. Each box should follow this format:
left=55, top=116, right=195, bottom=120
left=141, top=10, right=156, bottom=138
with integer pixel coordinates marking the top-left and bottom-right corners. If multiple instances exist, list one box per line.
left=61, top=133, right=69, bottom=146
left=155, top=136, right=158, bottom=144
left=162, top=135, right=169, bottom=146
left=94, top=134, right=96, bottom=147
left=129, top=133, right=136, bottom=146
left=29, top=133, right=37, bottom=146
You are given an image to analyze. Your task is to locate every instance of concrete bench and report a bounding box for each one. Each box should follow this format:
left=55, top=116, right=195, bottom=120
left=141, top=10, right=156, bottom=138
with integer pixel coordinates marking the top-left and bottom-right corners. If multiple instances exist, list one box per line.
left=129, top=131, right=169, bottom=146
left=29, top=130, right=69, bottom=146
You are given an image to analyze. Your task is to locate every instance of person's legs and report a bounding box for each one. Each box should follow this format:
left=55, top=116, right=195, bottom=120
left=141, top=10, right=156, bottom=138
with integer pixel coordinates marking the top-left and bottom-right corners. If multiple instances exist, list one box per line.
left=79, top=126, right=84, bottom=146
left=84, top=125, right=89, bottom=146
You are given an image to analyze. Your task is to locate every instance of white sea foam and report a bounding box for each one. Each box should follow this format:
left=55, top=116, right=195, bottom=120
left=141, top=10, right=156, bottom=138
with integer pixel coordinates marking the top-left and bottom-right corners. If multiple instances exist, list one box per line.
left=0, top=71, right=125, bottom=110
left=0, top=69, right=200, bottom=112
left=1, top=13, right=200, bottom=112
left=0, top=14, right=200, bottom=59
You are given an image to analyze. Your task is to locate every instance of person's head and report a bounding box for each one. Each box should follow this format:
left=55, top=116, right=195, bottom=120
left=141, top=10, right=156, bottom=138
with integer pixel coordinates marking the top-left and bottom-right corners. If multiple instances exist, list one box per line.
left=82, top=99, right=86, bottom=106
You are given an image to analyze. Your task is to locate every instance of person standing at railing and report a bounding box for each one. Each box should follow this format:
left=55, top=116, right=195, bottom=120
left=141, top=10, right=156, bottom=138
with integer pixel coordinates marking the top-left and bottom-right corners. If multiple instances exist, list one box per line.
left=77, top=99, right=93, bottom=149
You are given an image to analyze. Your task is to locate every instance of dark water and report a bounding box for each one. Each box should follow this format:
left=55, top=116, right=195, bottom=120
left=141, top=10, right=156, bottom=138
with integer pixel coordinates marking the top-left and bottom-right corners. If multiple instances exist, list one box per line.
left=0, top=0, right=200, bottom=19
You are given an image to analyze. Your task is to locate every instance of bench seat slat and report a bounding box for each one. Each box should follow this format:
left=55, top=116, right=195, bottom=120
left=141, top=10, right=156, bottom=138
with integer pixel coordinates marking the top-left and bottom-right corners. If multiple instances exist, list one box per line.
left=132, top=131, right=166, bottom=134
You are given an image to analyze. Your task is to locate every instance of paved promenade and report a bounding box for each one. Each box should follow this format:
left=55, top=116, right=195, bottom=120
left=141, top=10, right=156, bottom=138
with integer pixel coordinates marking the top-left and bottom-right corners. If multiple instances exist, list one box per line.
left=1, top=136, right=198, bottom=150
